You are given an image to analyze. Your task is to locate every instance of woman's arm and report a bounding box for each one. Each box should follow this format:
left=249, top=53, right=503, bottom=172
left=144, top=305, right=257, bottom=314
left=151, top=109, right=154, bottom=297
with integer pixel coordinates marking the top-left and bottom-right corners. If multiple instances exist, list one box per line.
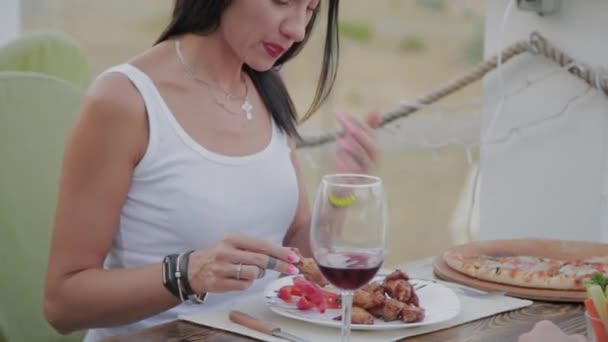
left=44, top=74, right=179, bottom=334
left=282, top=138, right=313, bottom=257
left=282, top=113, right=382, bottom=257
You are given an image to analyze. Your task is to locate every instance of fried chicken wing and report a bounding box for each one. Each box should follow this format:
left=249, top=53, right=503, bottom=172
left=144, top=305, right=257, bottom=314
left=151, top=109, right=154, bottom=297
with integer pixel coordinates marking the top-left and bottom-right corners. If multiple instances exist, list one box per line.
left=382, top=270, right=422, bottom=307
left=333, top=307, right=375, bottom=325
left=401, top=304, right=425, bottom=323
left=333, top=269, right=425, bottom=325
left=384, top=269, right=410, bottom=282
left=384, top=278, right=413, bottom=303
left=351, top=307, right=375, bottom=324
left=382, top=298, right=406, bottom=321
left=293, top=252, right=329, bottom=287
left=367, top=305, right=384, bottom=318
left=407, top=292, right=420, bottom=307
left=361, top=281, right=385, bottom=297
left=353, top=289, right=385, bottom=309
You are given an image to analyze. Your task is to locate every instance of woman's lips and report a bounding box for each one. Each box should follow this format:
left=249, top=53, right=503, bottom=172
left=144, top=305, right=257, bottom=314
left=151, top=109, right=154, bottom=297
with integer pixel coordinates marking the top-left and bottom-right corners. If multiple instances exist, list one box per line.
left=263, top=42, right=286, bottom=58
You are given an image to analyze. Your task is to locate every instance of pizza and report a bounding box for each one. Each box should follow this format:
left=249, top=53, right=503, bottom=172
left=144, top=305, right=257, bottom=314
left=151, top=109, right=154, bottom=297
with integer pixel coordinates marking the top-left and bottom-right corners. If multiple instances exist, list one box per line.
left=443, top=251, right=608, bottom=290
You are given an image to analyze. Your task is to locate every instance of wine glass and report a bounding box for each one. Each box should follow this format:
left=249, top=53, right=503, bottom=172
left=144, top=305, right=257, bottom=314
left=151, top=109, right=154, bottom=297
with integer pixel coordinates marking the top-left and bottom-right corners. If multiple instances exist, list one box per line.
left=310, top=173, right=388, bottom=341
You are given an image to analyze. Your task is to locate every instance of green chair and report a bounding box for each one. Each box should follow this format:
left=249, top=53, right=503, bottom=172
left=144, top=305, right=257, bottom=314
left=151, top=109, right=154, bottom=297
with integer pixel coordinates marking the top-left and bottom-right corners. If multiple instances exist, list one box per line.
left=0, top=71, right=85, bottom=342
left=0, top=31, right=90, bottom=89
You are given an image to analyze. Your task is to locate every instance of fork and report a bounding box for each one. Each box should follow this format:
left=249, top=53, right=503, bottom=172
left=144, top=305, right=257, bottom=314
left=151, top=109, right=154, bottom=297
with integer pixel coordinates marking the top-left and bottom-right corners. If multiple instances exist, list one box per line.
left=412, top=280, right=507, bottom=298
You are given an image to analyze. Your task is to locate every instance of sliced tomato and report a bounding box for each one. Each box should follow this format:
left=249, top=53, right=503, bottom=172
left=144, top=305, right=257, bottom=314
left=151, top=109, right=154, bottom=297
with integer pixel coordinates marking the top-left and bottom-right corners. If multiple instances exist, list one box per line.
left=280, top=276, right=342, bottom=313
left=291, top=276, right=335, bottom=313
left=321, top=290, right=340, bottom=309
left=293, top=276, right=319, bottom=294
left=293, top=278, right=320, bottom=297
left=315, top=296, right=327, bottom=313
left=278, top=286, right=294, bottom=302
left=277, top=285, right=304, bottom=302
left=290, top=286, right=302, bottom=297
left=296, top=296, right=314, bottom=310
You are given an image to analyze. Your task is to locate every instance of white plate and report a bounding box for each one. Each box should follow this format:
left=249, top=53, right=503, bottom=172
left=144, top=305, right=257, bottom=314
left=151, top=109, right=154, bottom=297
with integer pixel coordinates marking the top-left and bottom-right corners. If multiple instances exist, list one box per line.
left=263, top=274, right=461, bottom=331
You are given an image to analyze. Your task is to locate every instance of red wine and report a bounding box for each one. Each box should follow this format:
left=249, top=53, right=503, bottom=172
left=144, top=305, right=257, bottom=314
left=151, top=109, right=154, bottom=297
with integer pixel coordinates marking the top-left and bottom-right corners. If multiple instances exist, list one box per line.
left=316, top=252, right=383, bottom=290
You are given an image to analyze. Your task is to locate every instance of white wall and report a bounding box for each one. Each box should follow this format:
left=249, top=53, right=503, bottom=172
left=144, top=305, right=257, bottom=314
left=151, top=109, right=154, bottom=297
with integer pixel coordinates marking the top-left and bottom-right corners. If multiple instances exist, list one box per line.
left=480, top=1, right=608, bottom=242
left=0, top=0, right=20, bottom=45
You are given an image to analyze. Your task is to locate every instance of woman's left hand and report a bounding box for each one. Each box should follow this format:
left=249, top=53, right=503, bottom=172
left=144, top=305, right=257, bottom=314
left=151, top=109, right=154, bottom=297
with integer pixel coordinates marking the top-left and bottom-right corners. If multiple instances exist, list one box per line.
left=334, top=112, right=382, bottom=174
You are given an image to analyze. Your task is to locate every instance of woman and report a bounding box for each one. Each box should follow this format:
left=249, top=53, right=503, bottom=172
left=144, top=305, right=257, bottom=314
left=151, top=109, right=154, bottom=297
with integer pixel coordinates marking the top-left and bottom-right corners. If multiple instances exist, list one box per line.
left=43, top=0, right=381, bottom=340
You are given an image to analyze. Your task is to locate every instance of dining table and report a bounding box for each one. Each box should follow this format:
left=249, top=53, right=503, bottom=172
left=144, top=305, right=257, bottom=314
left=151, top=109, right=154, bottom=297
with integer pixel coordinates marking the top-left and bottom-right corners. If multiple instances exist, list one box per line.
left=103, top=258, right=586, bottom=342
left=103, top=301, right=585, bottom=341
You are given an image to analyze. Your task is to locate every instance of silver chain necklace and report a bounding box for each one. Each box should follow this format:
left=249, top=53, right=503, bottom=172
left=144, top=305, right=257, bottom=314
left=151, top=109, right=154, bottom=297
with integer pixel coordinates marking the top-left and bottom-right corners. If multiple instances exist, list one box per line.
left=175, top=39, right=254, bottom=120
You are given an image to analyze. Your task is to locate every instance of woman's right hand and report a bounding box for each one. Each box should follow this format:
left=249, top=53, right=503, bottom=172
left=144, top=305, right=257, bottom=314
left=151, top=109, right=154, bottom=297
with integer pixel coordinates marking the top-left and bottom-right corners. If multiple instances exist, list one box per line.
left=187, top=234, right=301, bottom=294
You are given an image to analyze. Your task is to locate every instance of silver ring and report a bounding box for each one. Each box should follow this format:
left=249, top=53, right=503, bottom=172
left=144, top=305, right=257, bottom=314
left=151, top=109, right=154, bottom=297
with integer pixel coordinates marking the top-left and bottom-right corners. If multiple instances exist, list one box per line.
left=257, top=266, right=266, bottom=279
left=235, top=263, right=242, bottom=280
left=266, top=257, right=278, bottom=270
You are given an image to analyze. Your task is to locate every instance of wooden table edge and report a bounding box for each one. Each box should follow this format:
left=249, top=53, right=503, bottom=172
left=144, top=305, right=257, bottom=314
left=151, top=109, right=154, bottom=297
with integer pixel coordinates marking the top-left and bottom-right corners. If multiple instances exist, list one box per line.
left=101, top=301, right=586, bottom=342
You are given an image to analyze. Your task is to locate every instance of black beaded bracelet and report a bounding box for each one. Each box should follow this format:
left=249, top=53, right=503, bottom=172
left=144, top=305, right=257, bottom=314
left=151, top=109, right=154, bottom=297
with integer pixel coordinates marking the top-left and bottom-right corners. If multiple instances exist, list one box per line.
left=175, top=253, right=187, bottom=302
left=163, top=252, right=207, bottom=304
left=162, top=254, right=181, bottom=300
left=179, top=250, right=196, bottom=295
left=179, top=251, right=207, bottom=304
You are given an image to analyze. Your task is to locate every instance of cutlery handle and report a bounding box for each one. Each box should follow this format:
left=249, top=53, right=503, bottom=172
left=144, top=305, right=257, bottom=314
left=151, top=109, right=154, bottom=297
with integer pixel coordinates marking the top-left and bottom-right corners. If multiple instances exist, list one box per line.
left=229, top=310, right=275, bottom=335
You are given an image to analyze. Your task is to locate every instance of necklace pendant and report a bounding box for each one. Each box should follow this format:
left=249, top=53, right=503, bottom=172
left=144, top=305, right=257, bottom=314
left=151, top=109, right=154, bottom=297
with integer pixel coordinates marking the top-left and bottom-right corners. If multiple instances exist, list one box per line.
left=241, top=97, right=254, bottom=121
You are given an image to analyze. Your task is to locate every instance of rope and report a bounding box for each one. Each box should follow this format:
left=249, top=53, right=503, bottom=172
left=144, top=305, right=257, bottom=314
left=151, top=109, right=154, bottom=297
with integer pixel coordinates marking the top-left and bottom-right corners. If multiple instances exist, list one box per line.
left=529, top=32, right=608, bottom=96
left=296, top=32, right=608, bottom=149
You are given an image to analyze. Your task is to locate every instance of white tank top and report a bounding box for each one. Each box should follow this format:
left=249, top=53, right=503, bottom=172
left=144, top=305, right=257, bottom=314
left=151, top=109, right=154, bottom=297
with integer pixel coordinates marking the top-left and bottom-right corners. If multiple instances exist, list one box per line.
left=83, top=64, right=299, bottom=341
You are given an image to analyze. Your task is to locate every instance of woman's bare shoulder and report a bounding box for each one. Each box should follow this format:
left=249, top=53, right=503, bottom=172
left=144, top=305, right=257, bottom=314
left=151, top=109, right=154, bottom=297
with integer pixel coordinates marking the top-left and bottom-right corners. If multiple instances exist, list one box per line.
left=85, top=41, right=173, bottom=118
left=72, top=71, right=149, bottom=164
left=83, top=71, right=146, bottom=122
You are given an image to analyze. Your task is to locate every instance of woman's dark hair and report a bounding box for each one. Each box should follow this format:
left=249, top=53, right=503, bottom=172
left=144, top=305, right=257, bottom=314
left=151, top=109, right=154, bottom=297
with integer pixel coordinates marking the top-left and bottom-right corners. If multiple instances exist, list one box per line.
left=156, top=0, right=340, bottom=139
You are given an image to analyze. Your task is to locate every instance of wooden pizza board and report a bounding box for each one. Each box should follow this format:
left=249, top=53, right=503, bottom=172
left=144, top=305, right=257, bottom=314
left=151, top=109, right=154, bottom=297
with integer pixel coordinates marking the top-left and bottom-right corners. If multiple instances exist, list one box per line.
left=432, top=238, right=608, bottom=303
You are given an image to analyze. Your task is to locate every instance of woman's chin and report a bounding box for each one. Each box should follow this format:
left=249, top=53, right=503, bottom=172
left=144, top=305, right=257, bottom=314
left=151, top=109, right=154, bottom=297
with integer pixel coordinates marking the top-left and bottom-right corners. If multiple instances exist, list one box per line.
left=245, top=59, right=278, bottom=72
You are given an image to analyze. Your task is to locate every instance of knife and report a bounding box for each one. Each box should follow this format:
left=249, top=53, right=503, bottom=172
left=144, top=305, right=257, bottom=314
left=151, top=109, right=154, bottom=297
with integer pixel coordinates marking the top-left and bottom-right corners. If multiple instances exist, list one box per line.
left=228, top=310, right=309, bottom=342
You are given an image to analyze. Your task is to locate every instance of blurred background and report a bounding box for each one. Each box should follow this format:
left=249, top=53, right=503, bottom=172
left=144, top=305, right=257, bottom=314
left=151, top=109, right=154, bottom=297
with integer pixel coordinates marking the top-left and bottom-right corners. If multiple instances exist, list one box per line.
left=19, top=0, right=486, bottom=266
